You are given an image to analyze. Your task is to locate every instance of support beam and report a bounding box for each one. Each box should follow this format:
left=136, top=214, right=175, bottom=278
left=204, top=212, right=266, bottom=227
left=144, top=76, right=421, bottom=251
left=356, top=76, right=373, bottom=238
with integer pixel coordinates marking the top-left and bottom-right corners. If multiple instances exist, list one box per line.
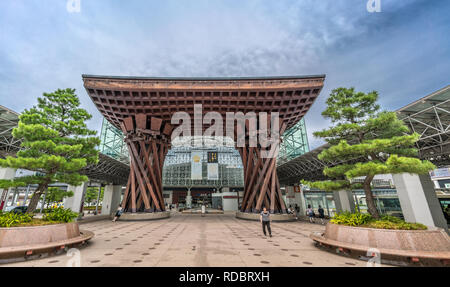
left=0, top=167, right=16, bottom=210
left=102, top=185, right=122, bottom=216
left=186, top=188, right=192, bottom=209
left=120, top=115, right=168, bottom=213
left=393, top=173, right=448, bottom=232
left=285, top=186, right=296, bottom=208
left=295, top=186, right=307, bottom=216
left=64, top=182, right=88, bottom=214
left=332, top=190, right=355, bottom=213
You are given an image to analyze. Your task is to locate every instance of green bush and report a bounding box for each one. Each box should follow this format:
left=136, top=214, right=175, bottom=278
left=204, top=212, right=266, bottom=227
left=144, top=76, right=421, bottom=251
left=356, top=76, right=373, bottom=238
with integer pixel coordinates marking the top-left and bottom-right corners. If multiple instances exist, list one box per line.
left=330, top=212, right=427, bottom=230
left=0, top=212, right=33, bottom=227
left=330, top=211, right=373, bottom=226
left=33, top=208, right=53, bottom=214
left=43, top=208, right=78, bottom=223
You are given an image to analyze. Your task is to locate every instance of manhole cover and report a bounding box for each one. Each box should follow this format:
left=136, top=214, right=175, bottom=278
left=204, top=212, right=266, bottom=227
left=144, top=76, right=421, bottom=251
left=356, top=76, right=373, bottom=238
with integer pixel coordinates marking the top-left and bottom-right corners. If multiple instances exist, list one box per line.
left=142, top=253, right=150, bottom=256
left=132, top=239, right=137, bottom=241
left=244, top=243, right=250, bottom=246
left=345, top=262, right=356, bottom=266
left=155, top=243, right=160, bottom=245
left=253, top=254, right=261, bottom=256
left=48, top=260, right=59, bottom=263
left=260, top=261, right=270, bottom=264
left=116, top=248, right=123, bottom=250
left=303, top=261, right=313, bottom=265
left=248, top=248, right=254, bottom=250
left=90, top=260, right=100, bottom=263
left=149, top=247, right=155, bottom=250
left=282, top=249, right=288, bottom=251
left=290, top=254, right=299, bottom=257
left=124, top=243, right=131, bottom=245
left=133, top=260, right=142, bottom=263
left=104, top=253, right=113, bottom=256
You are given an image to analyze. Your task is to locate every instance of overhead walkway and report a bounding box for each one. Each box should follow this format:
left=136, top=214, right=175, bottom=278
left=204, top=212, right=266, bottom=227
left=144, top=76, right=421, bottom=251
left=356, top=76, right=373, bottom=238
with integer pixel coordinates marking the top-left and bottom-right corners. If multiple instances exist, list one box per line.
left=277, top=85, right=450, bottom=186
left=0, top=105, right=129, bottom=185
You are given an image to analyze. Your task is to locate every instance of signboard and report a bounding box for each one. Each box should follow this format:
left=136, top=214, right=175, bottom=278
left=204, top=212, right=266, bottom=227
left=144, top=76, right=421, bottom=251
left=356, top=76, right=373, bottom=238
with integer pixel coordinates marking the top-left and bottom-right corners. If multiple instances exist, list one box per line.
left=207, top=151, right=219, bottom=180
left=191, top=151, right=203, bottom=180
left=207, top=151, right=218, bottom=163
left=207, top=163, right=219, bottom=180
left=430, top=168, right=450, bottom=179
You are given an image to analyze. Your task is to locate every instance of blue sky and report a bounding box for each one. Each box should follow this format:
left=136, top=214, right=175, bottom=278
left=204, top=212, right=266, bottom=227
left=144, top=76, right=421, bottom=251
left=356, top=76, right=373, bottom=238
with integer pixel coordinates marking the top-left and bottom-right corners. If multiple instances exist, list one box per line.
left=0, top=0, right=449, bottom=148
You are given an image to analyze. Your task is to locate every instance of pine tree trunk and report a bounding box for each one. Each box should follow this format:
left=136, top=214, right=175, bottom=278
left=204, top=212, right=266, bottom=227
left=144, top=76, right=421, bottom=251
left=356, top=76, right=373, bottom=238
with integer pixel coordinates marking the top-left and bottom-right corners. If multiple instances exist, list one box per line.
left=363, top=175, right=379, bottom=219
left=26, top=183, right=48, bottom=213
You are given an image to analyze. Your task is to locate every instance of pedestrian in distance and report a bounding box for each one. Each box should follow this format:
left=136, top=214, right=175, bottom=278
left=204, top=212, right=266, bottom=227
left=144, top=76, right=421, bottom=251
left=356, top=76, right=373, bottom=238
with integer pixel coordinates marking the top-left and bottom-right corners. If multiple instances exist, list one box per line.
left=260, top=207, right=272, bottom=237
left=306, top=204, right=315, bottom=223
left=293, top=204, right=300, bottom=220
left=288, top=205, right=293, bottom=214
left=112, top=205, right=123, bottom=222
left=318, top=205, right=325, bottom=225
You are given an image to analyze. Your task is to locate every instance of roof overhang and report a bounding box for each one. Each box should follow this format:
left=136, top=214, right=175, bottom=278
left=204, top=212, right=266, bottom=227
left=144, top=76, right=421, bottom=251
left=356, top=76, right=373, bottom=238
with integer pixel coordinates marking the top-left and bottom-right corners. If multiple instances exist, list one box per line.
left=82, top=74, right=326, bottom=133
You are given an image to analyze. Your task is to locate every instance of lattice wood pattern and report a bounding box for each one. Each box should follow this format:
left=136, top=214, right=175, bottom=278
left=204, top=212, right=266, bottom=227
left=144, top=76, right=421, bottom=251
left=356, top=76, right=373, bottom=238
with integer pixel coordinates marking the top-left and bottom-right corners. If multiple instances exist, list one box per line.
left=83, top=75, right=326, bottom=213
left=119, top=114, right=172, bottom=212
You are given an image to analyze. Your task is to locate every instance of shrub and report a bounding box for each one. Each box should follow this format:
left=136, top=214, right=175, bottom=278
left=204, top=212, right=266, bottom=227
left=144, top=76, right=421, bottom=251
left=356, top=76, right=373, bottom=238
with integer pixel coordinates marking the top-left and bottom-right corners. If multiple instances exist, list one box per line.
left=368, top=220, right=427, bottom=230
left=330, top=211, right=372, bottom=226
left=0, top=212, right=33, bottom=227
left=43, top=208, right=78, bottom=223
left=330, top=212, right=427, bottom=230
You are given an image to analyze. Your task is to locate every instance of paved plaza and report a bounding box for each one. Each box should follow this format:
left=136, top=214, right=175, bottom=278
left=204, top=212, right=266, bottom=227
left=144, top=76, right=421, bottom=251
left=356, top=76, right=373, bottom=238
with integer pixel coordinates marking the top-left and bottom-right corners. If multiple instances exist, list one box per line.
left=4, top=212, right=380, bottom=267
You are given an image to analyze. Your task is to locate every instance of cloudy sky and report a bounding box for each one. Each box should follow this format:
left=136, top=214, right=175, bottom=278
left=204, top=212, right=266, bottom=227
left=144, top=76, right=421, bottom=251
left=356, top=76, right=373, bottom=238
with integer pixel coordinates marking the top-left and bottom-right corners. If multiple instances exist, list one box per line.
left=0, top=0, right=449, bottom=149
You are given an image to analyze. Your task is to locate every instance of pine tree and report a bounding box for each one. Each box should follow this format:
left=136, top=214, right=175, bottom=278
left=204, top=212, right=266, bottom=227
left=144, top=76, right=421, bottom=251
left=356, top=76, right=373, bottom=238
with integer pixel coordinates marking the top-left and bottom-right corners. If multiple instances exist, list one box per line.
left=0, top=89, right=100, bottom=213
left=305, top=87, right=435, bottom=218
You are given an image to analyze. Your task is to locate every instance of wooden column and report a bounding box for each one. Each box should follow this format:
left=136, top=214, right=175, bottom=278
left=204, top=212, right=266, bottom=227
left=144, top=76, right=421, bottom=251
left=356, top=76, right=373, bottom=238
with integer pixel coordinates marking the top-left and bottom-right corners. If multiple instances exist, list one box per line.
left=239, top=119, right=287, bottom=214
left=119, top=114, right=172, bottom=213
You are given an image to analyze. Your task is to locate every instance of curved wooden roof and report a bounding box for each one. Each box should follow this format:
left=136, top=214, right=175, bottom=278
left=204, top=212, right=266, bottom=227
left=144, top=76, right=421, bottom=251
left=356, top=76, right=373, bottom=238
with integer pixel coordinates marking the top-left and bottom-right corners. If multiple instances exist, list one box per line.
left=83, top=74, right=325, bottom=132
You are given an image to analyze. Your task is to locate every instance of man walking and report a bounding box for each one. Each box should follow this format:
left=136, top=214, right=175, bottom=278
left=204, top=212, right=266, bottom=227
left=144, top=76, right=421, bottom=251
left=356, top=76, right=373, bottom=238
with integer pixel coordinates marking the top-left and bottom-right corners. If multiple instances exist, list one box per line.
left=260, top=207, right=272, bottom=237
left=318, top=205, right=325, bottom=225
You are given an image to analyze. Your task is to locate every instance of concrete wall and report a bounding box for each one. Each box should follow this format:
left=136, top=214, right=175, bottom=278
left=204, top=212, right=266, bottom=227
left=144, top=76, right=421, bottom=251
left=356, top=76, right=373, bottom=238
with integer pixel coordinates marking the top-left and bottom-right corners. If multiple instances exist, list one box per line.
left=283, top=186, right=306, bottom=215
left=285, top=186, right=296, bottom=207
left=163, top=190, right=173, bottom=205
left=212, top=191, right=243, bottom=211
left=64, top=182, right=88, bottom=213
left=332, top=190, right=355, bottom=213
left=0, top=168, right=16, bottom=210
left=102, top=185, right=122, bottom=216
left=393, top=173, right=448, bottom=232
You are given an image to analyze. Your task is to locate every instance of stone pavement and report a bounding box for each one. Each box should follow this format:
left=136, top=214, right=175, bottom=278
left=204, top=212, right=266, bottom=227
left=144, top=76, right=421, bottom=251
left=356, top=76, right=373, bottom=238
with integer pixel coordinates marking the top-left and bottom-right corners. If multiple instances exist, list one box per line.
left=3, top=212, right=381, bottom=267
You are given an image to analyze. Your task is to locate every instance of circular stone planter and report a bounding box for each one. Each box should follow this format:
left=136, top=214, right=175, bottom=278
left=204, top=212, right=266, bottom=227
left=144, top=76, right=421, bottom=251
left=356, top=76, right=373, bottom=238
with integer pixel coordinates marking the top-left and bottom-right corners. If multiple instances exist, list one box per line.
left=236, top=211, right=296, bottom=222
left=310, top=223, right=450, bottom=266
left=0, top=222, right=94, bottom=263
left=119, top=211, right=170, bottom=221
